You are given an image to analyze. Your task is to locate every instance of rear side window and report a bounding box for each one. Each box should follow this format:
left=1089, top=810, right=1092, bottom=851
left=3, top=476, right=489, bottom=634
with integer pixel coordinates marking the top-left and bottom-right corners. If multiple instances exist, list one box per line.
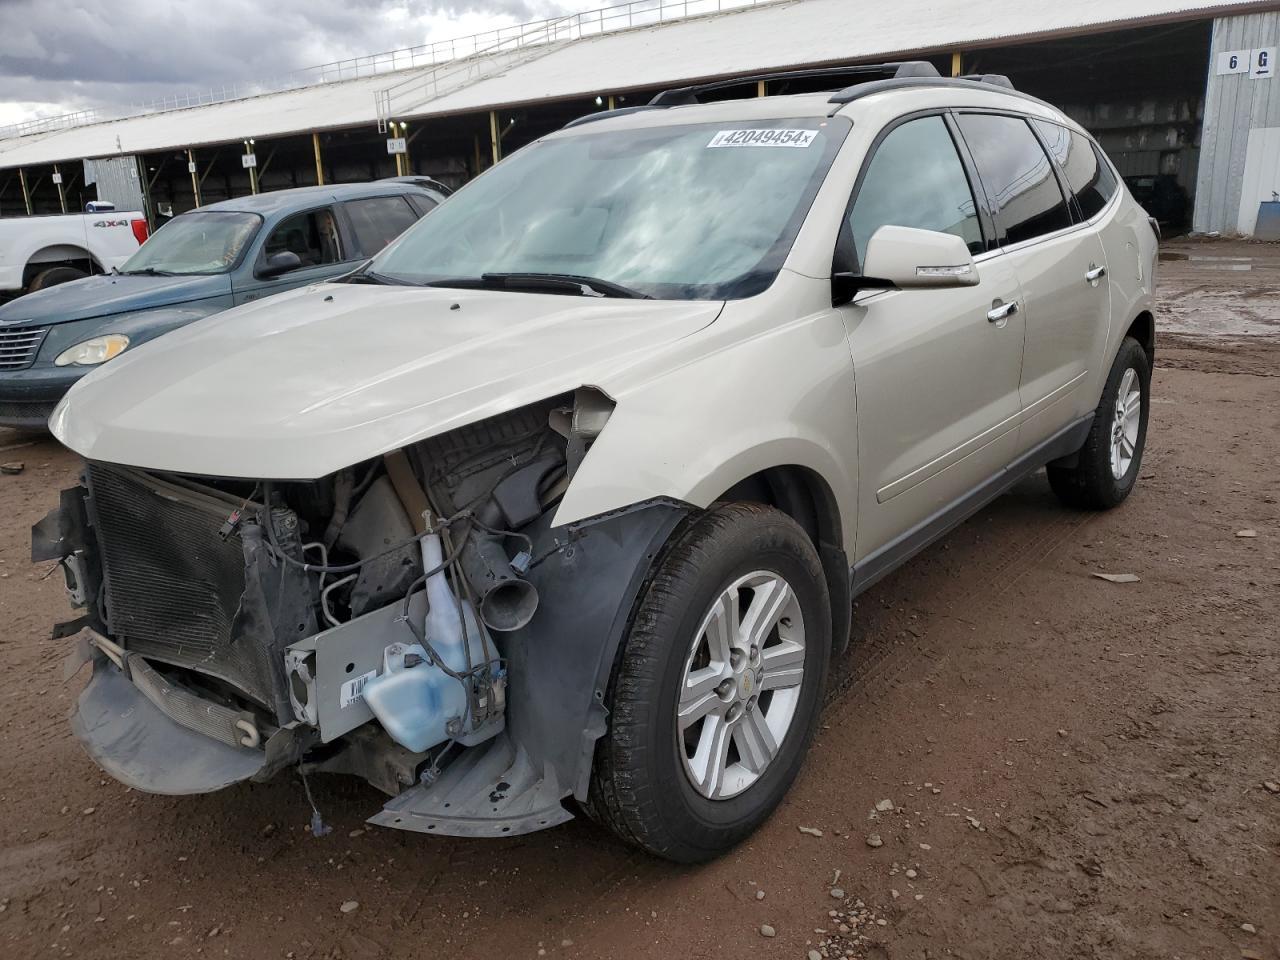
left=407, top=194, right=439, bottom=218
left=1031, top=120, right=1118, bottom=220
left=847, top=115, right=984, bottom=265
left=956, top=114, right=1072, bottom=246
left=344, top=196, right=420, bottom=256
left=264, top=208, right=343, bottom=267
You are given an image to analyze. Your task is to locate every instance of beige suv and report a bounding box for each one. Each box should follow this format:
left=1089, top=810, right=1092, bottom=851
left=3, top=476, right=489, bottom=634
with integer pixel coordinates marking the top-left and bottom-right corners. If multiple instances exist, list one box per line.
left=40, top=62, right=1157, bottom=863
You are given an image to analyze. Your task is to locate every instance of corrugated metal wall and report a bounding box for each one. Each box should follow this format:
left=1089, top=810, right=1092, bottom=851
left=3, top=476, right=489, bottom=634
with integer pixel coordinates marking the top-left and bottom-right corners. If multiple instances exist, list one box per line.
left=83, top=156, right=145, bottom=214
left=1193, top=10, right=1280, bottom=234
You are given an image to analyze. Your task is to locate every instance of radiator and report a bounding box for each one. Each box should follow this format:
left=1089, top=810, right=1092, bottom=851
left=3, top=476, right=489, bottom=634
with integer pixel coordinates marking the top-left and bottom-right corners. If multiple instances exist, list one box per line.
left=86, top=463, right=297, bottom=711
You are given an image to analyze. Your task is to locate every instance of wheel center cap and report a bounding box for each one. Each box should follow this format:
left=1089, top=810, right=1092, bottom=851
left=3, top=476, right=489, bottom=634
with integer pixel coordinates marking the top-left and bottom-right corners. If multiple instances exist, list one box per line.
left=740, top=671, right=754, bottom=696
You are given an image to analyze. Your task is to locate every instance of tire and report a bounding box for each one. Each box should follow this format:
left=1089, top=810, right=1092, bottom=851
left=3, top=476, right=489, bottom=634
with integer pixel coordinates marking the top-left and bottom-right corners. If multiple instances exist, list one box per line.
left=27, top=266, right=88, bottom=292
left=1047, top=336, right=1151, bottom=509
left=588, top=502, right=831, bottom=862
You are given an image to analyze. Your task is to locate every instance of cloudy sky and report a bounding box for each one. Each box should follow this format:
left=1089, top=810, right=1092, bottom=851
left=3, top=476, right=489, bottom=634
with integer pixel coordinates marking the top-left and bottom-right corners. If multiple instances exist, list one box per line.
left=0, top=0, right=574, bottom=126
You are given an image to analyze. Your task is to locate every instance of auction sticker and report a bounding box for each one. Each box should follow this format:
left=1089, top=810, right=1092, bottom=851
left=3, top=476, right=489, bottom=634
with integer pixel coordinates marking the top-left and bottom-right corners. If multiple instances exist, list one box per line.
left=707, top=128, right=818, bottom=148
left=340, top=671, right=377, bottom=709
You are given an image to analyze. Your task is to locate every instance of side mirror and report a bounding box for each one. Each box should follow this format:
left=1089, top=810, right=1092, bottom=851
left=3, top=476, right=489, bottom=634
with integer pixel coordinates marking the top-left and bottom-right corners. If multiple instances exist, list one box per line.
left=861, top=225, right=979, bottom=290
left=259, top=250, right=303, bottom=279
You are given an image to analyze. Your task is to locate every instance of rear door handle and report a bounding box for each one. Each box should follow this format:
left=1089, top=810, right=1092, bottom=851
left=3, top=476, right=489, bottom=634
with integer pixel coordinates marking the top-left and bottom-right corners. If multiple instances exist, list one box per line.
left=1085, top=264, right=1107, bottom=283
left=987, top=300, right=1018, bottom=324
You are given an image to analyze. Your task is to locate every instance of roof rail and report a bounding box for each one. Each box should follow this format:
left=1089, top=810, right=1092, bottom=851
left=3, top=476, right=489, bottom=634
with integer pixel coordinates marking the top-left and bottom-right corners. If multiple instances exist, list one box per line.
left=828, top=74, right=1026, bottom=105
left=563, top=68, right=1023, bottom=132
left=959, top=73, right=1015, bottom=89
left=648, top=60, right=940, bottom=107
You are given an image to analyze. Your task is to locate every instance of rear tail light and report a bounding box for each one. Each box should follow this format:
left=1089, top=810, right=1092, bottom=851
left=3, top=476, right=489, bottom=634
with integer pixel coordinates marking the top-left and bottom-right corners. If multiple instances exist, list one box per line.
left=130, top=218, right=149, bottom=245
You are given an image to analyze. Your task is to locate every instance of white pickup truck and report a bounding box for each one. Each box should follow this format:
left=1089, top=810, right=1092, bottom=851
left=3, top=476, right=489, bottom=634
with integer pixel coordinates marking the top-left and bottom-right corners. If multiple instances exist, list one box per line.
left=0, top=208, right=147, bottom=302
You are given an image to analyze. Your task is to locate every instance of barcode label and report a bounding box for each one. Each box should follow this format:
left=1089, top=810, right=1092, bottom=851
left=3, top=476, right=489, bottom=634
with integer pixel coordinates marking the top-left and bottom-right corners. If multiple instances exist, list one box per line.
left=340, top=671, right=377, bottom=709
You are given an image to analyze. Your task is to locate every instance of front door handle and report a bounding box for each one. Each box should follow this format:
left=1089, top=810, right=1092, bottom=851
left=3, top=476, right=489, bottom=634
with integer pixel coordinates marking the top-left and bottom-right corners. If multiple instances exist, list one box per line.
left=1085, top=264, right=1107, bottom=283
left=987, top=300, right=1019, bottom=324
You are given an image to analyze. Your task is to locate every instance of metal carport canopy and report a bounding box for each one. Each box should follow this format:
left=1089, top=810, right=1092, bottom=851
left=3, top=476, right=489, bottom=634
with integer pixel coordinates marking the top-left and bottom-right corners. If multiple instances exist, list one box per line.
left=0, top=0, right=1270, bottom=169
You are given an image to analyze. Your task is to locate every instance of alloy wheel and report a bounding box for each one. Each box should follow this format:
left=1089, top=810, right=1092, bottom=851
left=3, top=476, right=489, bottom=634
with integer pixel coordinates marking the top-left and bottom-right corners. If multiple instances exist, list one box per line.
left=676, top=571, right=806, bottom=799
left=1110, top=367, right=1142, bottom=480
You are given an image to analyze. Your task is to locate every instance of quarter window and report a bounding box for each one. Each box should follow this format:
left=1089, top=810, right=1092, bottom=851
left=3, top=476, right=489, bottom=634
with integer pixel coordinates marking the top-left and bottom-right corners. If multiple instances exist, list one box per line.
left=264, top=209, right=343, bottom=267
left=406, top=194, right=439, bottom=218
left=956, top=114, right=1073, bottom=245
left=344, top=196, right=422, bottom=256
left=847, top=115, right=984, bottom=265
left=1031, top=119, right=1118, bottom=220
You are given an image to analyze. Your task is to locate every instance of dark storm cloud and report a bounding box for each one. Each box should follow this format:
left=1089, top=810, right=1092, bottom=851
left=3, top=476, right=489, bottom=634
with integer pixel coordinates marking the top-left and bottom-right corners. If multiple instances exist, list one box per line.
left=0, top=0, right=573, bottom=119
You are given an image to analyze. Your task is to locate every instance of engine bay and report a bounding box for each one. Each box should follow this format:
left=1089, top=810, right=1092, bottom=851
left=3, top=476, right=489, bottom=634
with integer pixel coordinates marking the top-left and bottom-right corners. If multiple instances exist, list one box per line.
left=37, top=386, right=688, bottom=832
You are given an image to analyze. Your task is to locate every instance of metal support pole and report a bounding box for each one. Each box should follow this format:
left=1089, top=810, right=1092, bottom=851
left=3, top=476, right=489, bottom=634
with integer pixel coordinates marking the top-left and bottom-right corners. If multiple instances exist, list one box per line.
left=951, top=51, right=962, bottom=77
left=312, top=132, right=325, bottom=185
left=608, top=94, right=616, bottom=110
left=489, top=110, right=501, bottom=167
left=19, top=167, right=32, bottom=215
left=54, top=164, right=67, bottom=213
left=244, top=141, right=259, bottom=195
left=188, top=148, right=201, bottom=207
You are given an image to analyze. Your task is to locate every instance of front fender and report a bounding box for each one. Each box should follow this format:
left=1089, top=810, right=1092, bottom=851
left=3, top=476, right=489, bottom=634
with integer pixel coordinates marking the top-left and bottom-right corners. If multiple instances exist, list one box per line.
left=553, top=293, right=859, bottom=551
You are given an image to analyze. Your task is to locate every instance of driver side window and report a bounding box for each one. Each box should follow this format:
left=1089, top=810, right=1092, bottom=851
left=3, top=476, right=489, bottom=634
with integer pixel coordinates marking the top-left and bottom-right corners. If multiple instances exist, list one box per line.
left=263, top=208, right=343, bottom=268
left=847, top=115, right=984, bottom=268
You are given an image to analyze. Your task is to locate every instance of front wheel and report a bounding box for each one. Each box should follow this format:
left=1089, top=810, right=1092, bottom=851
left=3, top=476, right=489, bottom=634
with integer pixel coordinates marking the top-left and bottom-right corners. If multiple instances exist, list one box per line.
left=1048, top=335, right=1151, bottom=509
left=588, top=502, right=830, bottom=862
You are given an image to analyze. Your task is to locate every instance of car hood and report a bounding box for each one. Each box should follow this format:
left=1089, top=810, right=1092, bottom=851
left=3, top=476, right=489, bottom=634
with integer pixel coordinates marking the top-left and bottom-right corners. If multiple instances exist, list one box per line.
left=0, top=273, right=229, bottom=325
left=52, top=282, right=723, bottom=478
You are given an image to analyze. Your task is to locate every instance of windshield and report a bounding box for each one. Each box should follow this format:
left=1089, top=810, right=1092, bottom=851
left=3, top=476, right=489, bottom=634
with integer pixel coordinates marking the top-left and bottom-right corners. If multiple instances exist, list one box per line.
left=121, top=211, right=261, bottom=275
left=370, top=117, right=849, bottom=300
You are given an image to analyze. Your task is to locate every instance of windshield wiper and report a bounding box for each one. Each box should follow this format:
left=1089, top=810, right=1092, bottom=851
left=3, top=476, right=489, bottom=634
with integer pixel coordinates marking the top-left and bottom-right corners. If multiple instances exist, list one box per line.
left=425, top=272, right=651, bottom=299
left=121, top=267, right=176, bottom=277
left=340, top=267, right=402, bottom=286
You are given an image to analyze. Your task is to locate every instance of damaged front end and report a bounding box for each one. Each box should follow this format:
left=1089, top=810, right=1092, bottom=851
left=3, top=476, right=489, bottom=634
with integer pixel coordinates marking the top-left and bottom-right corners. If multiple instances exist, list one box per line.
left=36, top=390, right=686, bottom=836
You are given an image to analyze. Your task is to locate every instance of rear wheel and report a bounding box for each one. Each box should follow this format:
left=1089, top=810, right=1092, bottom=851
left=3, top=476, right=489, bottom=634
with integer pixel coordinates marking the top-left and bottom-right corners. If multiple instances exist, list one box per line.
left=28, top=266, right=88, bottom=292
left=588, top=502, right=830, bottom=862
left=1047, top=336, right=1151, bottom=509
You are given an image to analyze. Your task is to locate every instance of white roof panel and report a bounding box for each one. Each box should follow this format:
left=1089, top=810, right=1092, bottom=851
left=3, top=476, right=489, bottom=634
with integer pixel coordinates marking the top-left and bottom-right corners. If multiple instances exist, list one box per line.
left=0, top=0, right=1265, bottom=169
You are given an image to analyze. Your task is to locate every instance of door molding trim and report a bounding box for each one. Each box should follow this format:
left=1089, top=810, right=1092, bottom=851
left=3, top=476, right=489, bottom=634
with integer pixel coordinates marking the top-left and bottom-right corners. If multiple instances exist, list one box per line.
left=1021, top=369, right=1087, bottom=420
left=876, top=409, right=1020, bottom=504
left=851, top=414, right=1092, bottom=597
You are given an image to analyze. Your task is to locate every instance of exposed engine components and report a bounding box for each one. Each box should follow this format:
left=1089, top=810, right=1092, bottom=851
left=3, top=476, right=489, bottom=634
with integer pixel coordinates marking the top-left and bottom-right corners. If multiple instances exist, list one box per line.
left=550, top=386, right=615, bottom=478
left=44, top=387, right=637, bottom=833
left=363, top=519, right=502, bottom=753
left=334, top=475, right=421, bottom=618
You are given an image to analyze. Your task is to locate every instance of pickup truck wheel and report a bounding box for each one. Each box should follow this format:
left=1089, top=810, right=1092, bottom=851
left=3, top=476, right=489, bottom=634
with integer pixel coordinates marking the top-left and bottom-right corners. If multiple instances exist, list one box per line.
left=1047, top=336, right=1151, bottom=509
left=588, top=502, right=830, bottom=862
left=28, top=266, right=88, bottom=292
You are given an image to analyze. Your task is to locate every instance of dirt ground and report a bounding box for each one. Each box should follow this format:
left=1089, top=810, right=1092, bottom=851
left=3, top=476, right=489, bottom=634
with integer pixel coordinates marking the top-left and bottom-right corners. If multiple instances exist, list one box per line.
left=0, top=238, right=1276, bottom=960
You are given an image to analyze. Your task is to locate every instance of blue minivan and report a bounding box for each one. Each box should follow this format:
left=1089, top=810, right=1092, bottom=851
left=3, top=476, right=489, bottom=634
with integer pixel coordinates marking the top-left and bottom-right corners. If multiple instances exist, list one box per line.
left=0, top=180, right=445, bottom=430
